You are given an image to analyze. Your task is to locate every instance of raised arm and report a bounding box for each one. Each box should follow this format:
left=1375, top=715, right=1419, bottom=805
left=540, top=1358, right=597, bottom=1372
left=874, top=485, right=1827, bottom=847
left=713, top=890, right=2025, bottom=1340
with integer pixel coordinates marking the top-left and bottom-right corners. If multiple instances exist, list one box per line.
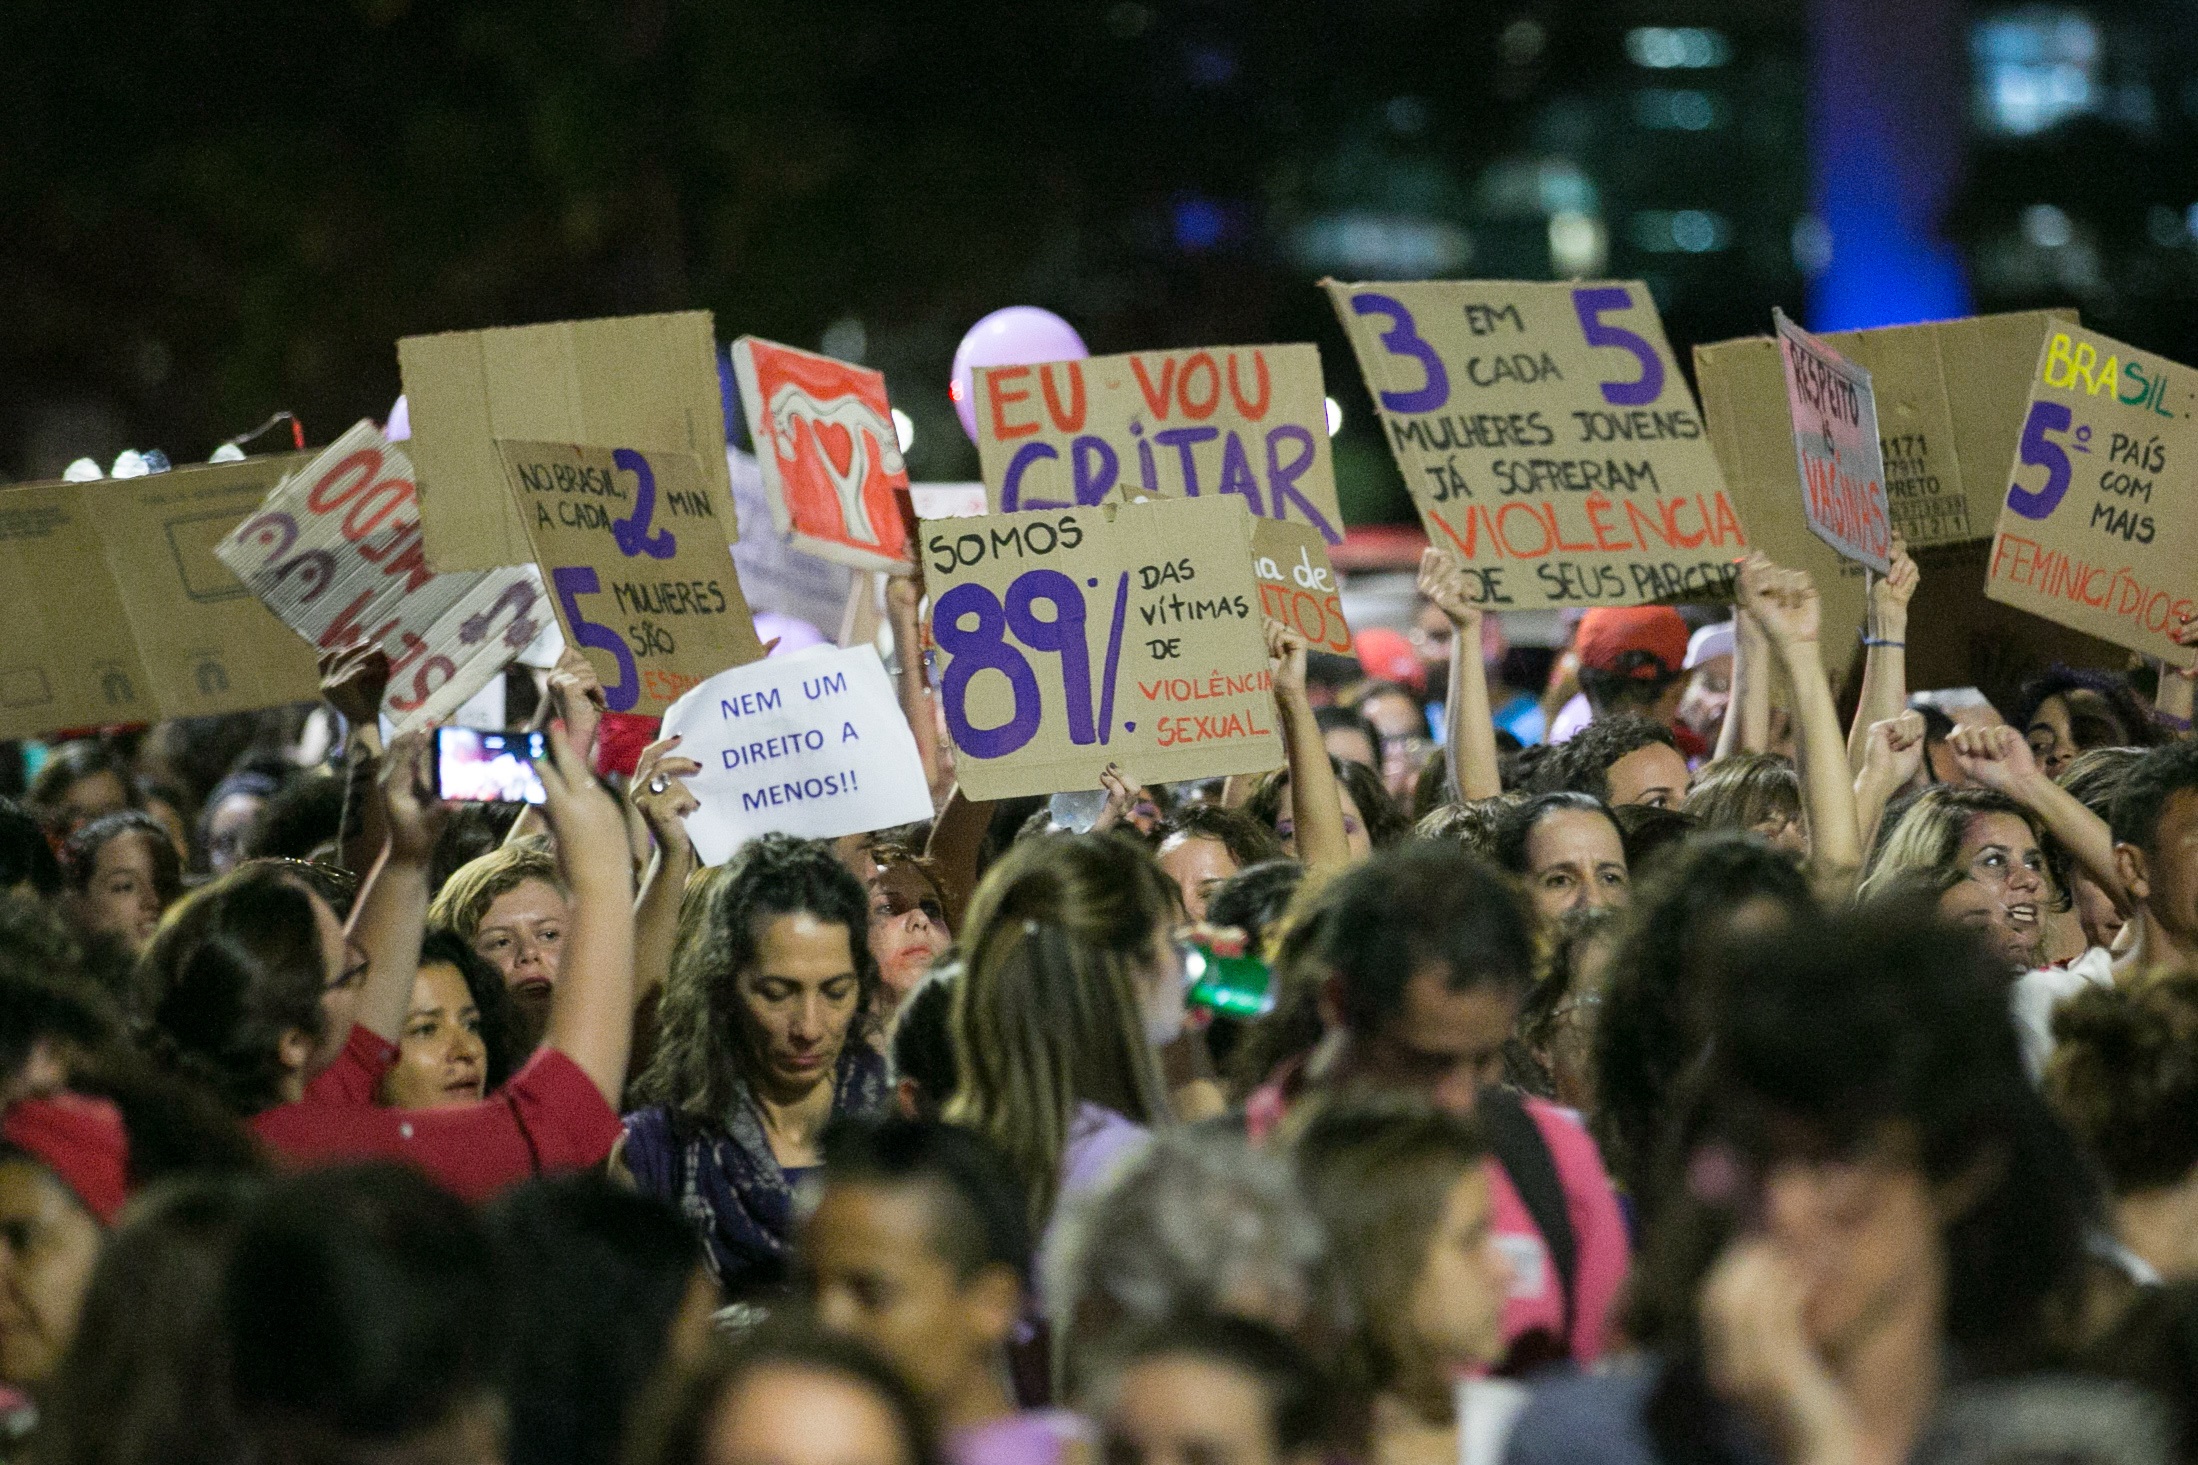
left=1846, top=540, right=1918, bottom=774
left=321, top=642, right=391, bottom=873
left=1415, top=548, right=1501, bottom=802
left=506, top=648, right=605, bottom=849
left=534, top=723, right=639, bottom=1108
left=1742, top=555, right=1863, bottom=887
left=1267, top=619, right=1351, bottom=873
left=346, top=730, right=447, bottom=1043
left=2158, top=611, right=2198, bottom=736
left=886, top=572, right=949, bottom=808
left=1852, top=710, right=1927, bottom=854
left=1950, top=723, right=2129, bottom=915
left=628, top=735, right=701, bottom=1007
left=1716, top=596, right=1773, bottom=761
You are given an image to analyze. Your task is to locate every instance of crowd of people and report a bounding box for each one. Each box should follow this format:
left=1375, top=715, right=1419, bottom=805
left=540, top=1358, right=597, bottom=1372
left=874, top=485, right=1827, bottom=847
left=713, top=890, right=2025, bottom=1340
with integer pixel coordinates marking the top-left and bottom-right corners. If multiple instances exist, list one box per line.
left=0, top=534, right=2194, bottom=1465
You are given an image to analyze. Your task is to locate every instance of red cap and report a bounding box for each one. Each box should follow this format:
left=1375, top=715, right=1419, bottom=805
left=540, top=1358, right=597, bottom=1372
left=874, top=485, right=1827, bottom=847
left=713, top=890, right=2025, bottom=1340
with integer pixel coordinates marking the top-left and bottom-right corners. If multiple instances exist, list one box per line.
left=2, top=1095, right=128, bottom=1227
left=1352, top=627, right=1425, bottom=692
left=1575, top=607, right=1689, bottom=680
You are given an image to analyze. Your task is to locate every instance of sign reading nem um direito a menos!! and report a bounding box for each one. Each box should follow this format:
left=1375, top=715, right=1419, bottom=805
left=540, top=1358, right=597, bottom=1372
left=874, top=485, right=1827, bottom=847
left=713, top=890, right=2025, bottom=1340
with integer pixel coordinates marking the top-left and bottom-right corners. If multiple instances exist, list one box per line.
left=662, top=645, right=933, bottom=864
left=922, top=495, right=1283, bottom=800
left=1986, top=324, right=2198, bottom=665
left=1324, top=278, right=1745, bottom=608
left=499, top=440, right=765, bottom=716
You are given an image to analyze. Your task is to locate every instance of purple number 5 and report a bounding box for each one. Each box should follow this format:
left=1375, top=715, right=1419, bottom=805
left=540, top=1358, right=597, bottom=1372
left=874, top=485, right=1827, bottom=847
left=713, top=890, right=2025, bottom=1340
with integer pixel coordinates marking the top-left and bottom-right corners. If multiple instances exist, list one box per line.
left=2006, top=401, right=2074, bottom=521
left=1571, top=286, right=1667, bottom=407
left=552, top=565, right=640, bottom=713
left=1351, top=293, right=1450, bottom=414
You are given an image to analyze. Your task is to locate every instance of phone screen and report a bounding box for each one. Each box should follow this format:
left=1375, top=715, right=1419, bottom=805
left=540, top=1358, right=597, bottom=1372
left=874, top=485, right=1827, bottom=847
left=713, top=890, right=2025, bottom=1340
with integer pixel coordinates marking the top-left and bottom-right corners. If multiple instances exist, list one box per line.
left=433, top=728, right=547, bottom=804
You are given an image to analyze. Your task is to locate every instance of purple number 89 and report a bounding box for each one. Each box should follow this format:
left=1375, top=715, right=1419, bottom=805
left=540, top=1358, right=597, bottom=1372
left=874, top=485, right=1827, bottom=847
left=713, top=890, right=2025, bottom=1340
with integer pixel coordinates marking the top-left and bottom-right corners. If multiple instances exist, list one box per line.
left=936, top=570, right=1094, bottom=759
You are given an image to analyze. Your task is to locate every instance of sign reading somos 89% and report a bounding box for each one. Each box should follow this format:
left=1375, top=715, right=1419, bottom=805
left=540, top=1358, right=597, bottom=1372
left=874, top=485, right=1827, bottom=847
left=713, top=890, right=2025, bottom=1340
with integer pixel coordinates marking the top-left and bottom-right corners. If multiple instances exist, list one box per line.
left=922, top=496, right=1284, bottom=800
left=499, top=440, right=765, bottom=716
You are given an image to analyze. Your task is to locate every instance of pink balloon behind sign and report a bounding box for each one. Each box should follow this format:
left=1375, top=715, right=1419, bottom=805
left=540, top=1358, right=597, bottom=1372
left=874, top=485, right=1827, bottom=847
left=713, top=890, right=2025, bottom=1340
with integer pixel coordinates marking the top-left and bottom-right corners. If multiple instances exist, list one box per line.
left=385, top=395, right=411, bottom=442
left=949, top=307, right=1089, bottom=442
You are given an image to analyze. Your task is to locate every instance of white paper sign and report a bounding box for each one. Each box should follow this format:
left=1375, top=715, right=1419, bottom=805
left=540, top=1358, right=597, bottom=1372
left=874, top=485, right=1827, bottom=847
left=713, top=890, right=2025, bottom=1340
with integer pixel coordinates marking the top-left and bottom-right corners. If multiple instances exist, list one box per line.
left=215, top=420, right=548, bottom=733
left=661, top=644, right=932, bottom=863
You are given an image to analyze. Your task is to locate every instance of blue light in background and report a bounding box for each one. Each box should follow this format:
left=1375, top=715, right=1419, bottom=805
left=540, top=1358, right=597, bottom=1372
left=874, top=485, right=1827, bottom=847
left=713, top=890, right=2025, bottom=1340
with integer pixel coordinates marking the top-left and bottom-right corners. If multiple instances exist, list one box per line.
left=1171, top=194, right=1227, bottom=252
left=1807, top=0, right=1974, bottom=329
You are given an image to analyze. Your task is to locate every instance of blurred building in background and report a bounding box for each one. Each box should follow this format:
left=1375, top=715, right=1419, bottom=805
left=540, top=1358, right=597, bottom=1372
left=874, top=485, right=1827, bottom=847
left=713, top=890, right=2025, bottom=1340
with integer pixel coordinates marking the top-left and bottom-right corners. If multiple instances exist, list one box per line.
left=8, top=0, right=2197, bottom=538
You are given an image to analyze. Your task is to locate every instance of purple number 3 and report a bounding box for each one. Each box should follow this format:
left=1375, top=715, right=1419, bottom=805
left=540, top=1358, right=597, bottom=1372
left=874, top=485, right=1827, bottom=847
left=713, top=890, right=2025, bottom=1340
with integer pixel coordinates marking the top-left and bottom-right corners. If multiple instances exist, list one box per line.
left=1571, top=286, right=1667, bottom=407
left=1351, top=293, right=1450, bottom=414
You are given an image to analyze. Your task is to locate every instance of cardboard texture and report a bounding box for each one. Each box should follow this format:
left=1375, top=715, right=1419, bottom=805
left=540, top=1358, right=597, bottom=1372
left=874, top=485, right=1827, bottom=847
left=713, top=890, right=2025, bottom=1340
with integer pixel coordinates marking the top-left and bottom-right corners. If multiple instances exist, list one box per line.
left=661, top=645, right=934, bottom=863
left=922, top=495, right=1285, bottom=799
left=1985, top=324, right=2198, bottom=665
left=0, top=455, right=321, bottom=738
left=1697, top=309, right=2077, bottom=675
left=217, top=421, right=550, bottom=733
left=1323, top=278, right=1742, bottom=609
left=973, top=343, right=1344, bottom=544
left=400, top=311, right=735, bottom=572
left=500, top=440, right=764, bottom=715
left=1773, top=309, right=1891, bottom=572
left=1251, top=518, right=1352, bottom=655
left=729, top=337, right=916, bottom=574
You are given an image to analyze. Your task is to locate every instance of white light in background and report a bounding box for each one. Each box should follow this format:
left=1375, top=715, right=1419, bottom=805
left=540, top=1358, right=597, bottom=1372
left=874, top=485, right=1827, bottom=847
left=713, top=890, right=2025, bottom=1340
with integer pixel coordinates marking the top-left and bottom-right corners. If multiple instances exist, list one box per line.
left=1324, top=397, right=1344, bottom=437
left=2022, top=203, right=2073, bottom=248
left=820, top=316, right=867, bottom=363
left=1548, top=211, right=1608, bottom=276
left=1625, top=27, right=1731, bottom=69
left=893, top=408, right=915, bottom=453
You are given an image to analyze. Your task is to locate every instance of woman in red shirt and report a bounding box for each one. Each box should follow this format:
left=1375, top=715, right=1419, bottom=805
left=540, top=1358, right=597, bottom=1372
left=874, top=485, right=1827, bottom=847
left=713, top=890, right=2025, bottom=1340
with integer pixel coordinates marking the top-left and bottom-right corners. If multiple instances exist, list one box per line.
left=137, top=725, right=635, bottom=1202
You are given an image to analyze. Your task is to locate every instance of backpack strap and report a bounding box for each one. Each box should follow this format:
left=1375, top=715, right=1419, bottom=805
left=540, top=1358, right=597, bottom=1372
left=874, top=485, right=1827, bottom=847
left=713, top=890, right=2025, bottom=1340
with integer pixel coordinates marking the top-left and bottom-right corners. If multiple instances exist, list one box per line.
left=1477, top=1086, right=1578, bottom=1343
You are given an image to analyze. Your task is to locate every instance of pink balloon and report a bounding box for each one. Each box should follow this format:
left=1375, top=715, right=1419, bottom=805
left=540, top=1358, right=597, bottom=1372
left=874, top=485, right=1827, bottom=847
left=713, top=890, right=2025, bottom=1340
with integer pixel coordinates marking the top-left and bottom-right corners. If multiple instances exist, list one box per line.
left=950, top=306, right=1089, bottom=442
left=384, top=394, right=411, bottom=442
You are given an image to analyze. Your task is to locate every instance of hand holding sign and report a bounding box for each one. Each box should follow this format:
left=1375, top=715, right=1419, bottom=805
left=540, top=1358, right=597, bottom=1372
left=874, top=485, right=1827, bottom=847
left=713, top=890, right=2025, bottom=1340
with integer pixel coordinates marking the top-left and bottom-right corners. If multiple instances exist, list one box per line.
left=629, top=735, right=703, bottom=858
left=501, top=440, right=765, bottom=716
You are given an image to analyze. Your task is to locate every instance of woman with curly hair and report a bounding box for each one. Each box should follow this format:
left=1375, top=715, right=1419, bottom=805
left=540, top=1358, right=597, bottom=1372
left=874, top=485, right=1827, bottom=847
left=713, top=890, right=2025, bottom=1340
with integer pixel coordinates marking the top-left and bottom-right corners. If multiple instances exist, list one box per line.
left=620, top=835, right=887, bottom=1298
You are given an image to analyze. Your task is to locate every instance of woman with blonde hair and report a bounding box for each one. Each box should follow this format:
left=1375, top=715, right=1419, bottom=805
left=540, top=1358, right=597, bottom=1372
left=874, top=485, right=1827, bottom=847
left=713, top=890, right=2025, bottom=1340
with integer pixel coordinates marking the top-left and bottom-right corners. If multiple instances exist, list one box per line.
left=428, top=842, right=569, bottom=1049
left=945, top=833, right=1181, bottom=1252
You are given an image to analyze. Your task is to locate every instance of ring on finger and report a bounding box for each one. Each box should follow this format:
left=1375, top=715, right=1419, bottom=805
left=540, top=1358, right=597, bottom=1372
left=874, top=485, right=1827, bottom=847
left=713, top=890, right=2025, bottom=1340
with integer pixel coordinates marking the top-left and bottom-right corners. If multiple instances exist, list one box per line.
left=647, top=775, right=670, bottom=795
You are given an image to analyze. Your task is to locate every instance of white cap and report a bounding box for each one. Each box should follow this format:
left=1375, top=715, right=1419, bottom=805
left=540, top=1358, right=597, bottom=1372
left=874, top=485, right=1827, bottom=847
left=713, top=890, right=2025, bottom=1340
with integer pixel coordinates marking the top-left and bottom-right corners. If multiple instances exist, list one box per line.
left=1685, top=620, right=1735, bottom=670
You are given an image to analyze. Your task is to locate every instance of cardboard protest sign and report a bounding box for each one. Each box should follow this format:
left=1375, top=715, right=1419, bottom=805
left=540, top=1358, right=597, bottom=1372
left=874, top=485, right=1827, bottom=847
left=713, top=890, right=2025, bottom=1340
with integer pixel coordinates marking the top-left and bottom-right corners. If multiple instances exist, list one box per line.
left=1986, top=325, right=2198, bottom=664
left=660, top=645, right=933, bottom=863
left=973, top=344, right=1344, bottom=545
left=0, top=456, right=321, bottom=738
left=218, top=422, right=549, bottom=733
left=1773, top=309, right=1891, bottom=572
left=1251, top=519, right=1351, bottom=655
left=729, top=337, right=916, bottom=574
left=1324, top=279, right=1743, bottom=608
left=922, top=495, right=1284, bottom=799
left=1696, top=310, right=2076, bottom=677
left=400, top=311, right=735, bottom=573
left=500, top=440, right=765, bottom=715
